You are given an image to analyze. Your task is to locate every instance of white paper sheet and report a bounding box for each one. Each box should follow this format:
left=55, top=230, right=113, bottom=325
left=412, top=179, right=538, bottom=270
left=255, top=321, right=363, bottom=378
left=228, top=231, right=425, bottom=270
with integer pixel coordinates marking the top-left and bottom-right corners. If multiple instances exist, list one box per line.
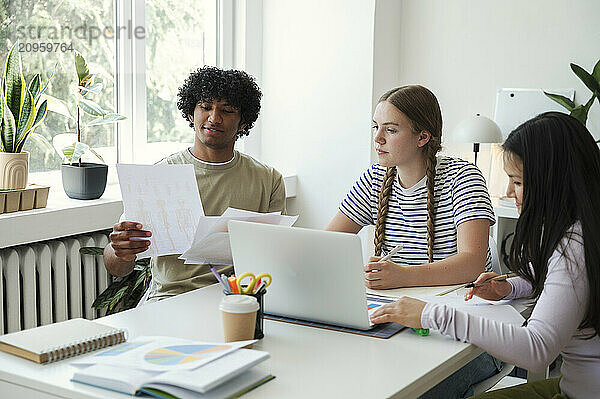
left=117, top=164, right=205, bottom=258
left=180, top=208, right=299, bottom=265
left=70, top=336, right=255, bottom=372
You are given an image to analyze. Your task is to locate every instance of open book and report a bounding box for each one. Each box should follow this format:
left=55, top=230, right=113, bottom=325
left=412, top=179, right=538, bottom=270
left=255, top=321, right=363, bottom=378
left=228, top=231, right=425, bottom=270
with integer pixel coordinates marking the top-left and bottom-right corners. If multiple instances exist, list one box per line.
left=71, top=336, right=272, bottom=398
left=72, top=349, right=272, bottom=398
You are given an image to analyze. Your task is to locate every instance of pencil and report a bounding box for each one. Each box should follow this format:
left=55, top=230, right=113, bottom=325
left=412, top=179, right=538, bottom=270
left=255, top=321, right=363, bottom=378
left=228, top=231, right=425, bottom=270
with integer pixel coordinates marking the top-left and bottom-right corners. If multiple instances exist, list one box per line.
left=379, top=244, right=403, bottom=262
left=464, top=272, right=518, bottom=288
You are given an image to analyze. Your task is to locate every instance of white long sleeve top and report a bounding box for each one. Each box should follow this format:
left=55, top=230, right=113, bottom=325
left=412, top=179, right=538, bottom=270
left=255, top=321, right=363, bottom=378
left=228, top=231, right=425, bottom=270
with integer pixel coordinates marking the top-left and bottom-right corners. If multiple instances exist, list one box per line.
left=421, top=224, right=599, bottom=399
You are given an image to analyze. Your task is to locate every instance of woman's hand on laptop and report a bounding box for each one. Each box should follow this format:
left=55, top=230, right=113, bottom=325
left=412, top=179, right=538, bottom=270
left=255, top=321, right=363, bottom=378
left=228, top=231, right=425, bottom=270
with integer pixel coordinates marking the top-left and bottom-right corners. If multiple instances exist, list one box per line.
left=364, top=256, right=403, bottom=289
left=369, top=297, right=426, bottom=328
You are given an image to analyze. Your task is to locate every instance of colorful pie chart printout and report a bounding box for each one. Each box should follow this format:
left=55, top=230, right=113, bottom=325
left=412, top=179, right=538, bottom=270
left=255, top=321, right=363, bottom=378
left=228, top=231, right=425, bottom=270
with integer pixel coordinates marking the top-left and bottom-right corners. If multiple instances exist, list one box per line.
left=145, top=344, right=233, bottom=366
left=69, top=336, right=247, bottom=372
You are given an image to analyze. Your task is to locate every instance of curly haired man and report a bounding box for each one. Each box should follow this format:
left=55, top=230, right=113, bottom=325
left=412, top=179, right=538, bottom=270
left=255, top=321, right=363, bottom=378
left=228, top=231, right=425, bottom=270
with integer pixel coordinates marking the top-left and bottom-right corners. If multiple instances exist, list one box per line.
left=104, top=66, right=286, bottom=302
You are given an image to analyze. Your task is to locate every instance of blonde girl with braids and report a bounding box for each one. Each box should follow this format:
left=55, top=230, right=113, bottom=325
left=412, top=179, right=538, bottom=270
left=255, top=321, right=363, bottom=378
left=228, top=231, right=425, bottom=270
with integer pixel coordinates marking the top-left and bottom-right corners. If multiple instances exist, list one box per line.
left=327, top=85, right=496, bottom=289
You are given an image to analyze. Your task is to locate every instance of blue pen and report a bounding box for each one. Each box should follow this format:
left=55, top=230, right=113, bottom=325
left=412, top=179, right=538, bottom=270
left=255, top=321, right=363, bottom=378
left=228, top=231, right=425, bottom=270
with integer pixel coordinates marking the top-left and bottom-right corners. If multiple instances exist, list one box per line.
left=210, top=266, right=230, bottom=292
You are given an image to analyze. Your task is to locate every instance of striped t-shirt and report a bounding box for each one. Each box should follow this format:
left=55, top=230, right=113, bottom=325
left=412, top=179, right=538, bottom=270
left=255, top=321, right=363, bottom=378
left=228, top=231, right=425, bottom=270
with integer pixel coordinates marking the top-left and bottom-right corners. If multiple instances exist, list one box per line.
left=340, top=156, right=495, bottom=270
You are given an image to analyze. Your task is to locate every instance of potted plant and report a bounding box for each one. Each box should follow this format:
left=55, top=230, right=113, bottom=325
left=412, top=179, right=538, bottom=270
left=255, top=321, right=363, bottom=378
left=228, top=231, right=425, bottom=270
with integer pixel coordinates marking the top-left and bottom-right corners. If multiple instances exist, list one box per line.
left=59, top=51, right=125, bottom=199
left=80, top=246, right=151, bottom=314
left=0, top=42, right=49, bottom=190
left=544, top=59, right=600, bottom=131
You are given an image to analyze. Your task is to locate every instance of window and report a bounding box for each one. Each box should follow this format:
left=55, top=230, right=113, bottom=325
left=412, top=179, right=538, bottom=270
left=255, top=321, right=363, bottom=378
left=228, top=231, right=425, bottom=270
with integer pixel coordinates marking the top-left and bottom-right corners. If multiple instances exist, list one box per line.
left=0, top=0, right=117, bottom=173
left=1, top=0, right=225, bottom=183
left=142, top=0, right=218, bottom=163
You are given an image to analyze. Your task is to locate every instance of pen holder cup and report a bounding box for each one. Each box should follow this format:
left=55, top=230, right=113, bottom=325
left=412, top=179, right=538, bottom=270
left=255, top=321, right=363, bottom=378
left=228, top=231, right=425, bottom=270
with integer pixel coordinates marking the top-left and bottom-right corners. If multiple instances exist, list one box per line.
left=224, top=288, right=266, bottom=340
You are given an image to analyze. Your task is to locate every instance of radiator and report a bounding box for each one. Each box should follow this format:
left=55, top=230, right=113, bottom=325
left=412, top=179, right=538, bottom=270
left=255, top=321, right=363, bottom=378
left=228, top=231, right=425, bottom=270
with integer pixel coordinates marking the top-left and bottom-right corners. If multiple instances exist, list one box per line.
left=0, top=231, right=111, bottom=334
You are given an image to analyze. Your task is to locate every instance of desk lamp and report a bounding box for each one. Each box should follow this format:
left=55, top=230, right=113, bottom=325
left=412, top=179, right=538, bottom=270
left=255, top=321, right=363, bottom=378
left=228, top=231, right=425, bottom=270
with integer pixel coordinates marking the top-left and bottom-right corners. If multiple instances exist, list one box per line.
left=452, top=114, right=503, bottom=165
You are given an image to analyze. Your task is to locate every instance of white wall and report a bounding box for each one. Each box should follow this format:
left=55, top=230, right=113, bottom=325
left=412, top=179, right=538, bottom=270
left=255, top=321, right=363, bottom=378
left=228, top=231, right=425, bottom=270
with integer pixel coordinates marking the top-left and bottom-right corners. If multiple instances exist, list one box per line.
left=393, top=0, right=600, bottom=194
left=260, top=0, right=376, bottom=229
left=258, top=0, right=600, bottom=229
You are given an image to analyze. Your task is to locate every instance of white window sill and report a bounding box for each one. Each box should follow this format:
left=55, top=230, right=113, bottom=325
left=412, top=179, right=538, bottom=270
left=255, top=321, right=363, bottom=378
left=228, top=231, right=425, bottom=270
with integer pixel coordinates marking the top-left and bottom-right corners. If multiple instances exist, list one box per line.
left=0, top=175, right=297, bottom=248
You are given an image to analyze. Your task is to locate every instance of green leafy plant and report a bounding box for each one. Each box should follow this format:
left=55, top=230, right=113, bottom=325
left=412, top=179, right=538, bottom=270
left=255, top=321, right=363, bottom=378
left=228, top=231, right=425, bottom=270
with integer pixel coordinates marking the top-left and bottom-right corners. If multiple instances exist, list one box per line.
left=59, top=51, right=125, bottom=166
left=544, top=59, right=600, bottom=129
left=0, top=42, right=50, bottom=153
left=80, top=247, right=151, bottom=314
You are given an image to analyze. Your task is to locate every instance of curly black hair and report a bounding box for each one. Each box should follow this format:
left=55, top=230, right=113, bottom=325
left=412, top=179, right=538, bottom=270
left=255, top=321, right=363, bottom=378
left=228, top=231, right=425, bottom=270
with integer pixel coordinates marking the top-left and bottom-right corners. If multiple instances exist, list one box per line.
left=177, top=66, right=262, bottom=138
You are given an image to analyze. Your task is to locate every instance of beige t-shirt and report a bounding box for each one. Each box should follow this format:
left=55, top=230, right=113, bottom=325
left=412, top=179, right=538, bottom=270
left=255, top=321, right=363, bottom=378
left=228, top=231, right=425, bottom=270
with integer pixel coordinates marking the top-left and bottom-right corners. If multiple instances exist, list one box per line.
left=147, top=149, right=286, bottom=302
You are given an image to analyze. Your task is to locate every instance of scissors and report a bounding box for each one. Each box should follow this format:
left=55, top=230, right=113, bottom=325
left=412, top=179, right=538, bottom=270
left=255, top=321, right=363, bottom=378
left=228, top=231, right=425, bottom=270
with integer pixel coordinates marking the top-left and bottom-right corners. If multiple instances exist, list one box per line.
left=236, top=272, right=272, bottom=294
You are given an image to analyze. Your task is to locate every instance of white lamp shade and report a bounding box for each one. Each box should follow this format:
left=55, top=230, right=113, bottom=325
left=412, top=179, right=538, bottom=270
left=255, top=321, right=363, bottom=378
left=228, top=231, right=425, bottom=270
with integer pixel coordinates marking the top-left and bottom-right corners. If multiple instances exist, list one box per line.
left=452, top=115, right=503, bottom=143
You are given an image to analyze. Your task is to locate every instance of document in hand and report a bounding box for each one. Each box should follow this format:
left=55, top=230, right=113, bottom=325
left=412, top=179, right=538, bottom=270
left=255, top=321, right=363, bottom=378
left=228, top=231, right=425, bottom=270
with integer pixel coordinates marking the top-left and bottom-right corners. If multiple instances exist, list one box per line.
left=179, top=208, right=298, bottom=265
left=71, top=336, right=272, bottom=398
left=116, top=164, right=205, bottom=258
left=117, top=164, right=298, bottom=262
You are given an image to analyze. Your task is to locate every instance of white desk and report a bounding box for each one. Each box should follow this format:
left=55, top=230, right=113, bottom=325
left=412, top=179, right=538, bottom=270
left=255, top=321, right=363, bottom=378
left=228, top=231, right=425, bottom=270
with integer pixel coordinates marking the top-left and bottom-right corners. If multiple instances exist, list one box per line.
left=0, top=284, right=489, bottom=399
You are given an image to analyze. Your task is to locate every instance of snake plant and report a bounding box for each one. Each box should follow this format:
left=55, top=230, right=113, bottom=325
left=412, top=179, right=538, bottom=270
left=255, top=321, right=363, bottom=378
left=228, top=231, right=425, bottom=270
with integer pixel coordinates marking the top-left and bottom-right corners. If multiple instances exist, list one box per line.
left=0, top=42, right=49, bottom=153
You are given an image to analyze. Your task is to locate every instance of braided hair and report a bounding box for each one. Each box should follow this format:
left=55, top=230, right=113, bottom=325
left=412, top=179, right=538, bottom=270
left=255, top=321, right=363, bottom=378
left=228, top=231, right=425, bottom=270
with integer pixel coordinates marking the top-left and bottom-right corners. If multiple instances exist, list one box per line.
left=374, top=85, right=443, bottom=263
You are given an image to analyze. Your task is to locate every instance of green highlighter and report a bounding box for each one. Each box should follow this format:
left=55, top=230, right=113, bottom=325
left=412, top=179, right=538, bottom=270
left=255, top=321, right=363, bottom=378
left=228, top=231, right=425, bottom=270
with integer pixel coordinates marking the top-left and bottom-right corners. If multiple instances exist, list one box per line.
left=413, top=328, right=429, bottom=336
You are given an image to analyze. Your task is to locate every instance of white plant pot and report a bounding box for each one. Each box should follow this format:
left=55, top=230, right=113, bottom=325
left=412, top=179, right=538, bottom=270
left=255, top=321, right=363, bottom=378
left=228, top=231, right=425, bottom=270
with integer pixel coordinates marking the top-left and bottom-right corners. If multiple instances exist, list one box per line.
left=0, top=152, right=29, bottom=190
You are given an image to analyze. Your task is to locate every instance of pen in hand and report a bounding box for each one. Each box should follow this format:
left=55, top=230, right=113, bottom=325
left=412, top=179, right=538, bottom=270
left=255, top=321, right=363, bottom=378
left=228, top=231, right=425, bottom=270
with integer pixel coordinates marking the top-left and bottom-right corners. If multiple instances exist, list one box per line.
left=378, top=244, right=404, bottom=263
left=464, top=272, right=518, bottom=289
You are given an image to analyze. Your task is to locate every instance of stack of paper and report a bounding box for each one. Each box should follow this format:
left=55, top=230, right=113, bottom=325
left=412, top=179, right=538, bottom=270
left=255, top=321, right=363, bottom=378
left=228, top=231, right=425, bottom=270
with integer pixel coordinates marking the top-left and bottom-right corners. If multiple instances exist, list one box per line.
left=180, top=208, right=298, bottom=265
left=71, top=336, right=273, bottom=398
left=116, top=164, right=298, bottom=264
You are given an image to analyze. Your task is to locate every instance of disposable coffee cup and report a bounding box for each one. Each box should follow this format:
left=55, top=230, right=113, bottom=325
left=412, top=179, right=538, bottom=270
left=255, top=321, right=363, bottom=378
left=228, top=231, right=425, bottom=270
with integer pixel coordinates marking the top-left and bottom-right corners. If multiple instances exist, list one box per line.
left=220, top=295, right=259, bottom=345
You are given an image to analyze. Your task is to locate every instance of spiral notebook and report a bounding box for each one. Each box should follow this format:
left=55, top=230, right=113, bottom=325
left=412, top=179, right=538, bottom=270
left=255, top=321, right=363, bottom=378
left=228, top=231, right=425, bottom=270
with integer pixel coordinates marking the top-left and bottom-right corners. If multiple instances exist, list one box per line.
left=0, top=318, right=127, bottom=364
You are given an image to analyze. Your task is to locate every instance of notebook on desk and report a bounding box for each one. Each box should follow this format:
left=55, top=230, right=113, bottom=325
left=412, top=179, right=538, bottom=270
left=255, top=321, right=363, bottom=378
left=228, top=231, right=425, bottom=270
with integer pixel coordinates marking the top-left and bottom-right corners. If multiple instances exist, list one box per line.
left=0, top=318, right=126, bottom=364
left=229, top=221, right=405, bottom=338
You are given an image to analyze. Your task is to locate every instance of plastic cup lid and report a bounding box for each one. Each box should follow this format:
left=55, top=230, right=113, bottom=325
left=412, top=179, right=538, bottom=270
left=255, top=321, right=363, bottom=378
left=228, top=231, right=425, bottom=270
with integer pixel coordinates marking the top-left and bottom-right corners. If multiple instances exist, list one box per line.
left=219, top=295, right=259, bottom=313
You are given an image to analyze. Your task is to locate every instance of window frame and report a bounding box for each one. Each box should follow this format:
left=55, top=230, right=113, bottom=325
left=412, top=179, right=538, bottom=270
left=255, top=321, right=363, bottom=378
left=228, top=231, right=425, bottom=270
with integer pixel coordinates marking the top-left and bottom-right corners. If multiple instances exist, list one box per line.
left=115, top=0, right=246, bottom=165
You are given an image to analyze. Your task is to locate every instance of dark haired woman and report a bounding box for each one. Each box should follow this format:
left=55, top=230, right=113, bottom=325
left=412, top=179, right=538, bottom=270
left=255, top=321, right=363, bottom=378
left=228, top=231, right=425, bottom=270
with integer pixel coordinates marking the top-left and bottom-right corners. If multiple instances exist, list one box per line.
left=326, top=85, right=500, bottom=398
left=371, top=112, right=600, bottom=399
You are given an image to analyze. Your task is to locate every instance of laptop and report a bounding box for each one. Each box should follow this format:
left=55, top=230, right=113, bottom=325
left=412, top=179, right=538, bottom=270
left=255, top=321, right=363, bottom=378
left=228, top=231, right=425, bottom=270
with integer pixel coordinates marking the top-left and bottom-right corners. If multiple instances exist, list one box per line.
left=228, top=220, right=376, bottom=330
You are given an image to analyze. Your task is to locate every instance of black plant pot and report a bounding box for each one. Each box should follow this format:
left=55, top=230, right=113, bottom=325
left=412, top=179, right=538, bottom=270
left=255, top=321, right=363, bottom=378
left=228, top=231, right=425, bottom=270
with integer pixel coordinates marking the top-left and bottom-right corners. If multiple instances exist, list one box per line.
left=61, top=162, right=108, bottom=200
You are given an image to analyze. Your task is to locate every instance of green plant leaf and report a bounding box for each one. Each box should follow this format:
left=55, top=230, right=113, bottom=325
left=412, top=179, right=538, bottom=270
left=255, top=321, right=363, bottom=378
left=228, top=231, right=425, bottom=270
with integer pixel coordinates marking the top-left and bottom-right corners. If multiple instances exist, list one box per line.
left=571, top=63, right=600, bottom=96
left=27, top=132, right=59, bottom=158
left=593, top=59, right=600, bottom=83
left=79, top=246, right=105, bottom=255
left=79, top=82, right=103, bottom=95
left=78, top=98, right=106, bottom=116
left=0, top=88, right=4, bottom=151
left=3, top=43, right=26, bottom=135
left=544, top=91, right=575, bottom=112
left=62, top=141, right=90, bottom=164
left=17, top=99, right=48, bottom=153
left=108, top=285, right=130, bottom=310
left=74, top=51, right=90, bottom=85
left=570, top=95, right=595, bottom=127
left=38, top=64, right=57, bottom=97
left=2, top=95, right=17, bottom=152
left=87, top=113, right=126, bottom=126
left=42, top=94, right=73, bottom=120
left=88, top=147, right=105, bottom=163
left=16, top=89, right=35, bottom=148
left=28, top=74, right=41, bottom=103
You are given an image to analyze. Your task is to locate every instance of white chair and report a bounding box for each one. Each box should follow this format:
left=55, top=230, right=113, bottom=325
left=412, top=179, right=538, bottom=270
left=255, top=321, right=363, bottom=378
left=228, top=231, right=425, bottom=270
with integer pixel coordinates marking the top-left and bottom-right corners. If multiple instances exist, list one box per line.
left=470, top=236, right=516, bottom=394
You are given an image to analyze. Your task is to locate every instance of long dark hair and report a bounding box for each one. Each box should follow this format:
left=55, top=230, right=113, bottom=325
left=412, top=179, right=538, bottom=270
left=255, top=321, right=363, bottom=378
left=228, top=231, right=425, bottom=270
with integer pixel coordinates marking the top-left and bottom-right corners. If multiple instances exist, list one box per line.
left=503, top=112, right=600, bottom=335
